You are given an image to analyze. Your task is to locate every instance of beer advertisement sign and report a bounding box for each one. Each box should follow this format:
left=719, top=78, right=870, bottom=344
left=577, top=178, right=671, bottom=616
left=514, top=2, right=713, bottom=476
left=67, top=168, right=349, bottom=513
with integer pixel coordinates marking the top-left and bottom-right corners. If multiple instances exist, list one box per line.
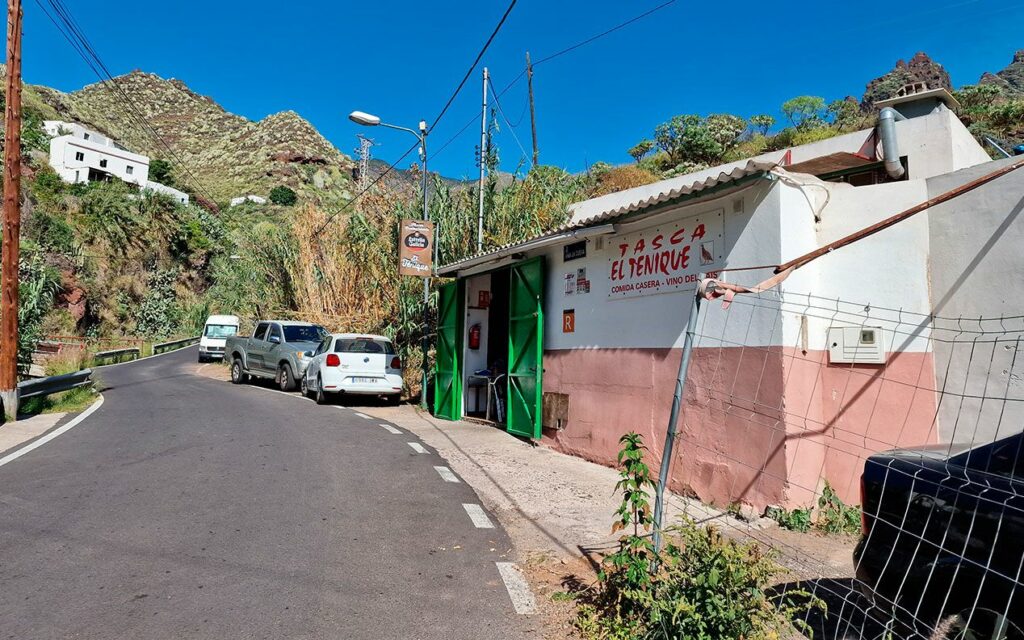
left=399, top=219, right=434, bottom=277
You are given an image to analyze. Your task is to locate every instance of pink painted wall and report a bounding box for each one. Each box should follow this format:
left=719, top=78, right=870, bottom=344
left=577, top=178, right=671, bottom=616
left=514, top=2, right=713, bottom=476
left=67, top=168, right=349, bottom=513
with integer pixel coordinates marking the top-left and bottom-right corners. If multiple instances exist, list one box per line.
left=541, top=345, right=939, bottom=511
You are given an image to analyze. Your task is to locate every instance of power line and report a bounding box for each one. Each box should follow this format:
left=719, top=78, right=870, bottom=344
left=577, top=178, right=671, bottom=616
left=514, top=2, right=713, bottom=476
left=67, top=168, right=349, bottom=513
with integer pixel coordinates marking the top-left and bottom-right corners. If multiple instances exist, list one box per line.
left=532, top=0, right=676, bottom=66
left=432, top=0, right=677, bottom=161
left=312, top=140, right=419, bottom=235
left=35, top=0, right=218, bottom=204
left=314, top=0, right=520, bottom=233
left=487, top=75, right=531, bottom=169
left=428, top=0, right=518, bottom=134
left=45, top=0, right=216, bottom=203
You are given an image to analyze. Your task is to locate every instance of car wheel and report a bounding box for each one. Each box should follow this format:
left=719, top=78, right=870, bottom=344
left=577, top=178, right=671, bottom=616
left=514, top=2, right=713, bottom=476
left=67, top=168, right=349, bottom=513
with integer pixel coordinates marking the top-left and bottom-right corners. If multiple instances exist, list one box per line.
left=278, top=364, right=296, bottom=392
left=230, top=359, right=246, bottom=384
left=300, top=374, right=309, bottom=398
left=315, top=376, right=328, bottom=405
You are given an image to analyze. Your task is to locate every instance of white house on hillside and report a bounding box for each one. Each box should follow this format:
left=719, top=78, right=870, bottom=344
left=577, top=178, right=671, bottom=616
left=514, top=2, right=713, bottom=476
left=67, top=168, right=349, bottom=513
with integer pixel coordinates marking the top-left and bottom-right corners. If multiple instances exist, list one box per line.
left=44, top=120, right=190, bottom=205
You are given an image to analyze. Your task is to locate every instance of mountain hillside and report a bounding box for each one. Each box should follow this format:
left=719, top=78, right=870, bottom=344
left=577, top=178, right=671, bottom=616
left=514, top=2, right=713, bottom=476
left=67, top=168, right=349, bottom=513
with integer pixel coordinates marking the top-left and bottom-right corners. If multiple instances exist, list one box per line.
left=980, top=49, right=1024, bottom=96
left=28, top=70, right=355, bottom=204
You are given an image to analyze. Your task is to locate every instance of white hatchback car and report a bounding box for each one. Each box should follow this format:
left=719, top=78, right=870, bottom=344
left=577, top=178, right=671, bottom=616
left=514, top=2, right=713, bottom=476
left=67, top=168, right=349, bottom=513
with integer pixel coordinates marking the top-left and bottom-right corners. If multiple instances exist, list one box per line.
left=301, top=333, right=403, bottom=405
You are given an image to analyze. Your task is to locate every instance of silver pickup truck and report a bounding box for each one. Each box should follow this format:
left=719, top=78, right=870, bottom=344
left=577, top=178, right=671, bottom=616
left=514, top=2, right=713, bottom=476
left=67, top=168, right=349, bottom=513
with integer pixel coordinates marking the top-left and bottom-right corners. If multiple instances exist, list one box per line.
left=226, top=320, right=327, bottom=391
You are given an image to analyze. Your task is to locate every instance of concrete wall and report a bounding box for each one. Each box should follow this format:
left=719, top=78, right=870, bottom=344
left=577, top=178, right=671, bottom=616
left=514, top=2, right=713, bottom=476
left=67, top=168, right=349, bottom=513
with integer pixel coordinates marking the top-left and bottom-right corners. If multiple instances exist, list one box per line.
left=925, top=157, right=1024, bottom=444
left=533, top=170, right=949, bottom=509
left=144, top=181, right=190, bottom=205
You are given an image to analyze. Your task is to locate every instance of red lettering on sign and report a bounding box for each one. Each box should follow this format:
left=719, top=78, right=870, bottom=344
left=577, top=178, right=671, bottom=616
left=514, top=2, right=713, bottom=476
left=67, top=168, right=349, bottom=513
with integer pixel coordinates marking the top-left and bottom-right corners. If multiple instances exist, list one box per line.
left=652, top=234, right=663, bottom=250
left=632, top=238, right=645, bottom=254
left=691, top=224, right=705, bottom=241
left=618, top=244, right=629, bottom=257
left=670, top=228, right=687, bottom=245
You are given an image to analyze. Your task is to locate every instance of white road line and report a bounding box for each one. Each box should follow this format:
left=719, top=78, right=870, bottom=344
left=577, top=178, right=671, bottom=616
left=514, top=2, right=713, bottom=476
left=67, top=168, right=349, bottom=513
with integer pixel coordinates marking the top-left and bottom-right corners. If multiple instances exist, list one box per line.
left=495, top=563, right=537, bottom=614
left=407, top=442, right=428, bottom=454
left=354, top=412, right=372, bottom=420
left=462, top=503, right=494, bottom=529
left=0, top=395, right=105, bottom=468
left=257, top=387, right=313, bottom=403
left=380, top=424, right=402, bottom=435
left=433, top=466, right=460, bottom=483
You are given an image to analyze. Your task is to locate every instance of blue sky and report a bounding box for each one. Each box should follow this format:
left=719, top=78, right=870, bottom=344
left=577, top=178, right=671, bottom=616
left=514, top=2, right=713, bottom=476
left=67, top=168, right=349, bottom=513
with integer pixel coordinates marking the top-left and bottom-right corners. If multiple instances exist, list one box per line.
left=21, top=0, right=1024, bottom=179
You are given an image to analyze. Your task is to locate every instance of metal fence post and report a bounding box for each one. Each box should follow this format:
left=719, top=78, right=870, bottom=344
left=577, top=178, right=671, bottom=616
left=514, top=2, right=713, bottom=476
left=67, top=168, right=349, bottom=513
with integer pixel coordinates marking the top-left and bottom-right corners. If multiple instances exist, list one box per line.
left=652, top=278, right=706, bottom=553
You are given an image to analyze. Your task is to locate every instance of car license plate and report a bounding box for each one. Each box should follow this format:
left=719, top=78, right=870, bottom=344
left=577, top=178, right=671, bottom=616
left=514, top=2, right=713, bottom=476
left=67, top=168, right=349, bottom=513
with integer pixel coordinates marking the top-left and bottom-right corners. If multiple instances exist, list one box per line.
left=352, top=377, right=378, bottom=383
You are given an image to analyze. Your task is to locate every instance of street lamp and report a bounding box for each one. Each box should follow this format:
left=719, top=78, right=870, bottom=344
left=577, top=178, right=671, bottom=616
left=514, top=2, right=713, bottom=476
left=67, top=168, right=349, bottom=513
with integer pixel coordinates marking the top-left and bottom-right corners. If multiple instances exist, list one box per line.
left=349, top=110, right=432, bottom=411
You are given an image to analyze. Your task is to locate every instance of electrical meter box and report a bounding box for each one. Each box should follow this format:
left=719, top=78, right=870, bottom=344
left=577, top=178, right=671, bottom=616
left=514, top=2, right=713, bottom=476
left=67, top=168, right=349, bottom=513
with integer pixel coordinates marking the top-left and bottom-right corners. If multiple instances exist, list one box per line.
left=827, top=326, right=887, bottom=364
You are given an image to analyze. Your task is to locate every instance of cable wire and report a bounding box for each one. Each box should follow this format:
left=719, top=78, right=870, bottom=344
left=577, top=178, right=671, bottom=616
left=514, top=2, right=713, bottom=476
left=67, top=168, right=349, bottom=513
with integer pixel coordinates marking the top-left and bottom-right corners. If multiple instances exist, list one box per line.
left=431, top=0, right=676, bottom=160
left=428, top=0, right=518, bottom=134
left=487, top=75, right=532, bottom=169
left=35, top=0, right=218, bottom=204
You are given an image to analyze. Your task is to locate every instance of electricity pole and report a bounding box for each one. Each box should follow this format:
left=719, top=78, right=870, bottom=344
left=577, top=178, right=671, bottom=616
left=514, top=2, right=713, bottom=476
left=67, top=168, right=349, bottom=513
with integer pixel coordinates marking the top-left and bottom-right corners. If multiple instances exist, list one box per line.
left=526, top=52, right=538, bottom=166
left=1, top=0, right=23, bottom=422
left=354, top=134, right=375, bottom=191
left=476, top=67, right=488, bottom=253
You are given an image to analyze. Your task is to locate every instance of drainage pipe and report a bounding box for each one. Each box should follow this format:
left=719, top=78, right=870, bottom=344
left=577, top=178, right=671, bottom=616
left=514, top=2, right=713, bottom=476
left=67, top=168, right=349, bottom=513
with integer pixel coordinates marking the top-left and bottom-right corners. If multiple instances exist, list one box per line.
left=878, top=107, right=907, bottom=179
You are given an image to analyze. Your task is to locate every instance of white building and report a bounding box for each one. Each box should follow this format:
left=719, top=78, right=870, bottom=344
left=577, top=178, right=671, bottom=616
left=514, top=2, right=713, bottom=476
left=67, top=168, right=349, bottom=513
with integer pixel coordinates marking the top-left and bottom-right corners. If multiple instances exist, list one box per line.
left=230, top=195, right=267, bottom=207
left=44, top=120, right=188, bottom=204
left=434, top=87, right=1024, bottom=511
left=143, top=181, right=190, bottom=205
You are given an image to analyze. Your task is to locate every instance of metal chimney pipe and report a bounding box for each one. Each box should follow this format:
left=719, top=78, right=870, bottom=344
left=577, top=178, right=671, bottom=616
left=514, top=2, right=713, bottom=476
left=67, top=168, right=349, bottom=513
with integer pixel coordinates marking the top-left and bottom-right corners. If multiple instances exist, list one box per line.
left=878, top=107, right=907, bottom=179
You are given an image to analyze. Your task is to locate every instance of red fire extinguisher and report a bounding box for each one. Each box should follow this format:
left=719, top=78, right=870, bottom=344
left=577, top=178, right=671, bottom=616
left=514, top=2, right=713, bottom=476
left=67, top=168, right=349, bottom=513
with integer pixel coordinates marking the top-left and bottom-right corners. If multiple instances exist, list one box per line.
left=468, top=323, right=481, bottom=350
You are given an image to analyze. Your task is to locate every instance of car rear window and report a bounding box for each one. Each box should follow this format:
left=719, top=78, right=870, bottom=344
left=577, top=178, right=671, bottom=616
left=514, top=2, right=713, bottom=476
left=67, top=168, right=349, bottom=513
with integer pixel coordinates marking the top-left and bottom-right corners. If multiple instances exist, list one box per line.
left=283, top=325, right=326, bottom=343
left=334, top=338, right=396, bottom=355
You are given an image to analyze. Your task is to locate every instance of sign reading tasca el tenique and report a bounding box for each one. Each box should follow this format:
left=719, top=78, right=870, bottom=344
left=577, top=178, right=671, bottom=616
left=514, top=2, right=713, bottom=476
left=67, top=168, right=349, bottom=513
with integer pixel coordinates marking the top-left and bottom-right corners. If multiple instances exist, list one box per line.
left=607, top=209, right=723, bottom=299
left=399, top=219, right=434, bottom=277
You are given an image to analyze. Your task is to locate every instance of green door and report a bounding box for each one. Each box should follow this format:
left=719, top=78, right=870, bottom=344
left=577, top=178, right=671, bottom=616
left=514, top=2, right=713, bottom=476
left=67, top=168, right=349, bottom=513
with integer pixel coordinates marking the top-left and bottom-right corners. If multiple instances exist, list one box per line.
left=507, top=257, right=544, bottom=438
left=434, top=280, right=463, bottom=421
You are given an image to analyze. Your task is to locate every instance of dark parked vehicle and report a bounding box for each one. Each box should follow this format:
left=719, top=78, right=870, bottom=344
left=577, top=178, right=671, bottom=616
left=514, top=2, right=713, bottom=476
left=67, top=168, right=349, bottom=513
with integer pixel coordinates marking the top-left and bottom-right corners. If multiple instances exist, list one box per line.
left=855, top=432, right=1024, bottom=638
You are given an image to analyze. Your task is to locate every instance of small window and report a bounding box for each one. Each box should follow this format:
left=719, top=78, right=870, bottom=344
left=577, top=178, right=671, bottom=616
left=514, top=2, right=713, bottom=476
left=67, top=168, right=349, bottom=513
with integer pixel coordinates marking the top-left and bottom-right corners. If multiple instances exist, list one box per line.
left=75, top=151, right=85, bottom=162
left=83, top=133, right=90, bottom=140
left=99, top=159, right=108, bottom=168
left=270, top=325, right=284, bottom=343
left=126, top=165, right=134, bottom=175
left=253, top=322, right=269, bottom=341
left=315, top=337, right=332, bottom=356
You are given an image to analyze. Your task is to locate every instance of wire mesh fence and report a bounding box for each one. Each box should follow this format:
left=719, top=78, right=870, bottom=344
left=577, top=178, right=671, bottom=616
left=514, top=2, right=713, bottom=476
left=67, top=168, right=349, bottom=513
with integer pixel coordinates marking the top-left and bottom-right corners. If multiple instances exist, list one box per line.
left=668, top=285, right=1024, bottom=640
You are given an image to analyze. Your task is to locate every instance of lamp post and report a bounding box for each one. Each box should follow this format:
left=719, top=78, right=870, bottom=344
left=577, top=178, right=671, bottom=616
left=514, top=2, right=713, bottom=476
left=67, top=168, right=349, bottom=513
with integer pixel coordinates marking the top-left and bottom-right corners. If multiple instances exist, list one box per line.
left=349, top=111, right=431, bottom=410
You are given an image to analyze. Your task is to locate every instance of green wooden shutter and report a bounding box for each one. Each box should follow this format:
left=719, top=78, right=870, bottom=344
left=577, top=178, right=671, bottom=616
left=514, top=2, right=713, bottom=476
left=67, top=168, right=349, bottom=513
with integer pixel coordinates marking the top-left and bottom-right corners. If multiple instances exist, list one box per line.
left=507, top=257, right=544, bottom=439
left=434, top=280, right=463, bottom=420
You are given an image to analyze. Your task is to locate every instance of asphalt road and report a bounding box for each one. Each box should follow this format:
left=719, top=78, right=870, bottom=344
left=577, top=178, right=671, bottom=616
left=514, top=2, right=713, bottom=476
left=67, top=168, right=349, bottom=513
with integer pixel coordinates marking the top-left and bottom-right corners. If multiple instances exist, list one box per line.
left=0, top=347, right=528, bottom=639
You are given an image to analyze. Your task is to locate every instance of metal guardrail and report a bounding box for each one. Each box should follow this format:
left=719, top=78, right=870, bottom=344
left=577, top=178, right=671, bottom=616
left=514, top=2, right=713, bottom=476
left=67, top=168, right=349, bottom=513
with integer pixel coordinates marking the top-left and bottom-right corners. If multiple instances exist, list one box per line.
left=153, top=336, right=200, bottom=354
left=18, top=369, right=93, bottom=400
left=92, top=347, right=141, bottom=365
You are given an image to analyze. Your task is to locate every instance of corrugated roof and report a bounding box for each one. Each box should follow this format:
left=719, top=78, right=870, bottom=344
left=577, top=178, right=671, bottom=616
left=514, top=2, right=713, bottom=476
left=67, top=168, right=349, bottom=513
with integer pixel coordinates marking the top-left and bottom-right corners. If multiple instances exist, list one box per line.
left=437, top=160, right=777, bottom=275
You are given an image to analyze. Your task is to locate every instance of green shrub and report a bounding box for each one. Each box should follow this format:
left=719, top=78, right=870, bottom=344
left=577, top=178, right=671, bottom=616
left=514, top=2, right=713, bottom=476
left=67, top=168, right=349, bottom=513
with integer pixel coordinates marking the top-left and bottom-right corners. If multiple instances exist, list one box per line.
left=766, top=505, right=812, bottom=532
left=149, top=158, right=176, bottom=187
left=134, top=270, right=182, bottom=338
left=269, top=185, right=297, bottom=206
left=578, top=432, right=822, bottom=640
left=815, top=481, right=861, bottom=535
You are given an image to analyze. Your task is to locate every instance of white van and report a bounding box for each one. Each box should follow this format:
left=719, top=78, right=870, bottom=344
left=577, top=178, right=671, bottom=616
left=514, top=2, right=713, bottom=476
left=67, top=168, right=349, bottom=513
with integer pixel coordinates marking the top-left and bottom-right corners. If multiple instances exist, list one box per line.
left=198, top=314, right=240, bottom=362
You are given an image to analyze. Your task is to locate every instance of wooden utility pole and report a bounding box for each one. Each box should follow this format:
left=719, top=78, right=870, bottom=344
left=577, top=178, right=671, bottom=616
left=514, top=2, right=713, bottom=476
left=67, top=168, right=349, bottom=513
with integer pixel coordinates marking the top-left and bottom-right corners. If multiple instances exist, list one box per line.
left=1, top=0, right=23, bottom=421
left=526, top=52, right=538, bottom=166
left=476, top=67, right=488, bottom=253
